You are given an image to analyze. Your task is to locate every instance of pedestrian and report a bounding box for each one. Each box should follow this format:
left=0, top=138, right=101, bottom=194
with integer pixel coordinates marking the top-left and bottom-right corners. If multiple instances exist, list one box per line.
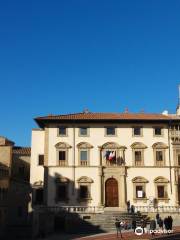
left=141, top=218, right=146, bottom=234
left=127, top=200, right=130, bottom=213
left=131, top=204, right=135, bottom=214
left=156, top=213, right=160, bottom=221
left=164, top=217, right=169, bottom=231
left=115, top=218, right=122, bottom=238
left=132, top=218, right=136, bottom=232
left=168, top=216, right=173, bottom=230
left=150, top=218, right=156, bottom=237
left=156, top=213, right=160, bottom=225
left=158, top=217, right=163, bottom=231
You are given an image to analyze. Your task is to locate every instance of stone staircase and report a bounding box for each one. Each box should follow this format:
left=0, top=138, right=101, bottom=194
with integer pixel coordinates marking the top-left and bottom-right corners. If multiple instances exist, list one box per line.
left=79, top=211, right=150, bottom=232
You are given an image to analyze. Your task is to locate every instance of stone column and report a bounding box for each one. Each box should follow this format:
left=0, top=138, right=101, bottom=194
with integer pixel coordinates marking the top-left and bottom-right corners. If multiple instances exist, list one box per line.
left=98, top=166, right=103, bottom=206
left=119, top=170, right=126, bottom=211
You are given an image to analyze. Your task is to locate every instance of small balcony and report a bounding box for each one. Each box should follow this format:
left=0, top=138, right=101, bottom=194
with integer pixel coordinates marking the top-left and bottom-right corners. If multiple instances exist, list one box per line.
left=103, top=157, right=125, bottom=167
left=80, top=160, right=89, bottom=166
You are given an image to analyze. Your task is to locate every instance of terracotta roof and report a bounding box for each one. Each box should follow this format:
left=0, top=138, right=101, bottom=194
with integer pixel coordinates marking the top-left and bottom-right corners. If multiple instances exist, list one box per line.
left=13, top=147, right=31, bottom=155
left=34, top=112, right=180, bottom=128
left=35, top=112, right=171, bottom=121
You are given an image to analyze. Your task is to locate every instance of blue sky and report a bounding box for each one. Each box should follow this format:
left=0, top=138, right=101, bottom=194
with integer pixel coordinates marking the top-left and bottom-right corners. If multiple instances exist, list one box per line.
left=0, top=0, right=180, bottom=146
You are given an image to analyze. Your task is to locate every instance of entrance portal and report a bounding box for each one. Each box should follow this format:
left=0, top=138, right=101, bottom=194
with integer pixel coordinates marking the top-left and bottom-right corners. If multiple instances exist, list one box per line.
left=105, top=178, right=119, bottom=207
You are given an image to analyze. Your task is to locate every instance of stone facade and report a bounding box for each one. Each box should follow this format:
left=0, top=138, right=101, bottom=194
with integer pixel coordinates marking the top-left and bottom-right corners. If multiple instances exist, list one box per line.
left=30, top=112, right=180, bottom=214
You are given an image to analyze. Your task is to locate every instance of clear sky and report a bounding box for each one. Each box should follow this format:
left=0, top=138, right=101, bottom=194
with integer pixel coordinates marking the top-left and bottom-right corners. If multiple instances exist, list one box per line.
left=0, top=0, right=180, bottom=146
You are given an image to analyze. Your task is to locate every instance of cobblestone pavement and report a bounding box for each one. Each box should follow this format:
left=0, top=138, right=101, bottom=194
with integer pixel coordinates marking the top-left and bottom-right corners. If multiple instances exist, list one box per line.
left=44, top=227, right=180, bottom=240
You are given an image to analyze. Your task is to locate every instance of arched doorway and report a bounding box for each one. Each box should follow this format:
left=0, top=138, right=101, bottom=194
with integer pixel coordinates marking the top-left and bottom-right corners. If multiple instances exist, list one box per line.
left=105, top=178, right=119, bottom=207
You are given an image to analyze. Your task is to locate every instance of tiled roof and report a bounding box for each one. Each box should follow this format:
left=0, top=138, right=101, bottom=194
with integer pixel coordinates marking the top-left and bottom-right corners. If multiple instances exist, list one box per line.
left=35, top=112, right=171, bottom=121
left=13, top=147, right=31, bottom=155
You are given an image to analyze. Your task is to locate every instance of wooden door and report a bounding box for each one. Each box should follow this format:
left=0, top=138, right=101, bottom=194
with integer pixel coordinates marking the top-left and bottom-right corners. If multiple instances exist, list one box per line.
left=105, top=178, right=119, bottom=207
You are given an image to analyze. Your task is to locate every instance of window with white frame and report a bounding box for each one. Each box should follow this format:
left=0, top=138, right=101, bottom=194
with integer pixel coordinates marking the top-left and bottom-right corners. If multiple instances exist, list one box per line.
left=154, top=177, right=169, bottom=201
left=77, top=176, right=93, bottom=202
left=105, top=127, right=116, bottom=136
left=79, top=127, right=88, bottom=136
left=131, top=142, right=147, bottom=166
left=55, top=142, right=72, bottom=166
left=153, top=142, right=168, bottom=167
left=77, top=142, right=93, bottom=166
left=132, top=177, right=148, bottom=201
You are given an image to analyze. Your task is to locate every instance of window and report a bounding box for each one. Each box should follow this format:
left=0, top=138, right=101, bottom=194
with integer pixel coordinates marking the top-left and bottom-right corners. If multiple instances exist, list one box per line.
left=77, top=176, right=93, bottom=201
left=133, top=127, right=142, bottom=136
left=135, top=151, right=142, bottom=161
left=132, top=177, right=148, bottom=201
left=34, top=188, right=43, bottom=205
left=153, top=143, right=167, bottom=166
left=156, top=151, right=163, bottom=161
left=80, top=150, right=88, bottom=161
left=58, top=126, right=67, bottom=136
left=157, top=185, right=165, bottom=198
left=56, top=184, right=67, bottom=201
left=178, top=154, right=180, bottom=166
left=38, top=155, right=44, bottom=165
left=59, top=151, right=66, bottom=161
left=136, top=185, right=144, bottom=198
left=154, top=127, right=162, bottom=136
left=79, top=150, right=88, bottom=166
left=55, top=142, right=71, bottom=166
left=154, top=177, right=169, bottom=201
left=106, top=127, right=116, bottom=136
left=79, top=127, right=88, bottom=136
left=58, top=150, right=67, bottom=166
left=80, top=185, right=89, bottom=199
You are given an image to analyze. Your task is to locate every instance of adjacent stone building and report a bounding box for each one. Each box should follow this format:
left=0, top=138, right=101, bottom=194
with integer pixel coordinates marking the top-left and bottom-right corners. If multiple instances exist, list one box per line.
left=0, top=136, right=31, bottom=237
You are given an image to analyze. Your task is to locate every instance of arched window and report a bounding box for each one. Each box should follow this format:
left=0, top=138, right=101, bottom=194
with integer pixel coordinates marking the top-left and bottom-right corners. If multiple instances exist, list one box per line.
left=100, top=142, right=126, bottom=166
left=154, top=177, right=169, bottom=201
left=152, top=142, right=168, bottom=167
left=55, top=177, right=69, bottom=203
left=55, top=142, right=72, bottom=166
left=132, top=176, right=148, bottom=201
left=32, top=181, right=44, bottom=205
left=77, top=177, right=93, bottom=202
left=77, top=142, right=93, bottom=166
left=131, top=142, right=147, bottom=166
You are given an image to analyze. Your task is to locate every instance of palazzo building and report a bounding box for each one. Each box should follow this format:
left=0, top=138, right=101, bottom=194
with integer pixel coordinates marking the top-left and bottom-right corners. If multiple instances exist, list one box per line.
left=30, top=109, right=180, bottom=212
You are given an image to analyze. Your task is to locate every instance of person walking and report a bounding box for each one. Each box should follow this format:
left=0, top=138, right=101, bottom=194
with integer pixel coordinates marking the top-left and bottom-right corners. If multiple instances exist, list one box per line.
left=127, top=200, right=130, bottom=213
left=132, top=218, right=136, bottom=232
left=158, top=217, right=163, bottom=231
left=131, top=204, right=135, bottom=214
left=168, top=216, right=173, bottom=230
left=150, top=218, right=156, bottom=237
left=141, top=218, right=146, bottom=234
left=115, top=218, right=122, bottom=238
left=164, top=217, right=169, bottom=231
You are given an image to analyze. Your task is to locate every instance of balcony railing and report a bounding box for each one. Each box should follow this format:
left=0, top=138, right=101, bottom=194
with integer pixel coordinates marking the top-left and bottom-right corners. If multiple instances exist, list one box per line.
left=103, top=157, right=125, bottom=167
left=135, top=205, right=180, bottom=213
left=59, top=160, right=67, bottom=166
left=80, top=160, right=88, bottom=166
left=36, top=205, right=104, bottom=213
